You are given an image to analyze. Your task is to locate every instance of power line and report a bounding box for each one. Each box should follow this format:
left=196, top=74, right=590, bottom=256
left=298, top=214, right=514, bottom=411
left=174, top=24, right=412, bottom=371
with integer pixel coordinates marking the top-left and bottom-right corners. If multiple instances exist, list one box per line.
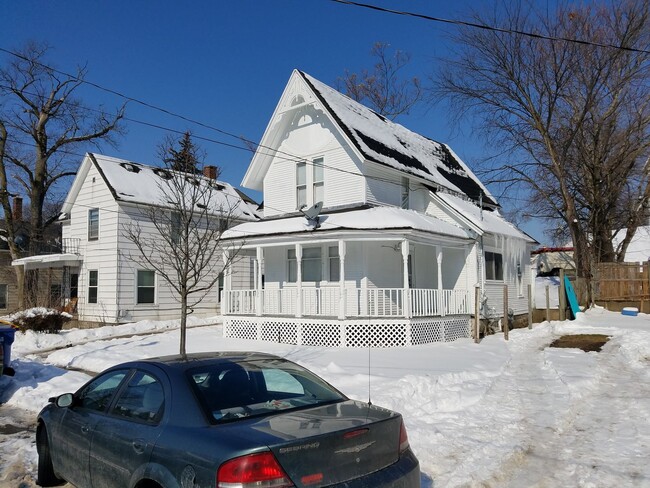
left=329, top=0, right=650, bottom=55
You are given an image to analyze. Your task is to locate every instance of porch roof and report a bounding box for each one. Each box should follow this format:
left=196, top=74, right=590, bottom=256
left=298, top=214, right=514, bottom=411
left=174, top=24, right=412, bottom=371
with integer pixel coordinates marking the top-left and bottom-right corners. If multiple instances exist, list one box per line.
left=222, top=206, right=473, bottom=241
left=12, top=253, right=82, bottom=270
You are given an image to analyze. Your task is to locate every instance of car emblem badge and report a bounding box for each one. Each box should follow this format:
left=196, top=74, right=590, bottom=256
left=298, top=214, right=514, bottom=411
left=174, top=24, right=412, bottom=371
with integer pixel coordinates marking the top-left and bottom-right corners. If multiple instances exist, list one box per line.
left=335, top=441, right=375, bottom=454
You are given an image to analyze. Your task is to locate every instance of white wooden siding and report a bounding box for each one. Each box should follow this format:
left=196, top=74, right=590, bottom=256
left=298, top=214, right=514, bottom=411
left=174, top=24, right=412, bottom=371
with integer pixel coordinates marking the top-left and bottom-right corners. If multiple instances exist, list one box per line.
left=62, top=164, right=120, bottom=323
left=263, top=115, right=364, bottom=216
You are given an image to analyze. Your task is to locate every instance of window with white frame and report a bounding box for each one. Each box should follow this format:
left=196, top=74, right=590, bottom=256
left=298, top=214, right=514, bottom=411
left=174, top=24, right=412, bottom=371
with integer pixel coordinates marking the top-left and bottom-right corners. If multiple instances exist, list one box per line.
left=313, top=157, right=324, bottom=204
left=401, top=177, right=409, bottom=209
left=0, top=284, right=7, bottom=309
left=88, top=270, right=98, bottom=304
left=137, top=270, right=155, bottom=304
left=296, top=162, right=307, bottom=209
left=485, top=251, right=503, bottom=281
left=287, top=247, right=323, bottom=283
left=328, top=246, right=340, bottom=282
left=88, top=208, right=99, bottom=240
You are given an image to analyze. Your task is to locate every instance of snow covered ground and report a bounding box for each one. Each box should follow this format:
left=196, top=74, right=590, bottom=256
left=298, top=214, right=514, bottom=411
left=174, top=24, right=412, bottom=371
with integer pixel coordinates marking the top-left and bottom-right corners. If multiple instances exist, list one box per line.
left=1, top=310, right=650, bottom=487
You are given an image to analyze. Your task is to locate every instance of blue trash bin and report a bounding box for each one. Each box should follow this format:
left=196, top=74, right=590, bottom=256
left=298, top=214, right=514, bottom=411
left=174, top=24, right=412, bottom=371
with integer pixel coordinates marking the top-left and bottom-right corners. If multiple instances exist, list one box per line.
left=0, top=325, right=16, bottom=376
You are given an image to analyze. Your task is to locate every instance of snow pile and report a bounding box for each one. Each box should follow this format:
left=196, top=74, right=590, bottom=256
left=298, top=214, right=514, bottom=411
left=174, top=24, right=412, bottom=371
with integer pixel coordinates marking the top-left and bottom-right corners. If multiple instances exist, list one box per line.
left=2, top=310, right=650, bottom=486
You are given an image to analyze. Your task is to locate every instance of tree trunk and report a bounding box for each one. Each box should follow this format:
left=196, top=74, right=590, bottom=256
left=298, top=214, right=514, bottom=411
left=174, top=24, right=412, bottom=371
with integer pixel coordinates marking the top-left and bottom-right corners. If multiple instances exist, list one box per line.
left=180, top=293, right=187, bottom=357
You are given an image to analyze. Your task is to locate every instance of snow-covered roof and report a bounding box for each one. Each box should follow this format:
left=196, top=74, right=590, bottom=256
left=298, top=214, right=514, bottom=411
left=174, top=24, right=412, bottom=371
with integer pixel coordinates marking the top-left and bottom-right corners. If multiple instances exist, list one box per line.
left=436, top=193, right=535, bottom=242
left=64, top=154, right=261, bottom=221
left=222, top=206, right=472, bottom=241
left=299, top=71, right=497, bottom=208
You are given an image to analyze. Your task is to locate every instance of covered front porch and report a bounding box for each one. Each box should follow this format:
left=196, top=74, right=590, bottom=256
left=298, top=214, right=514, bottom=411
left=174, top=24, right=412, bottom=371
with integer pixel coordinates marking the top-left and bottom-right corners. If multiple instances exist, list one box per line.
left=221, top=231, right=477, bottom=347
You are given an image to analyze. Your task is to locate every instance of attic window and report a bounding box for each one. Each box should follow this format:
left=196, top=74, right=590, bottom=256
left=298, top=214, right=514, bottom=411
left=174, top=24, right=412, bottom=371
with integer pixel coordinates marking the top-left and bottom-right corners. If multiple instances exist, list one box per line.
left=185, top=176, right=200, bottom=186
left=120, top=162, right=141, bottom=173
left=154, top=168, right=173, bottom=180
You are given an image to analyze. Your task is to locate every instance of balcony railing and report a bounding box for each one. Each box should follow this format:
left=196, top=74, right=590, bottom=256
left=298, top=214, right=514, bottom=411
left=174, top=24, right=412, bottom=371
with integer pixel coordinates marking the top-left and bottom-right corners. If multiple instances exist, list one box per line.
left=29, top=238, right=81, bottom=255
left=223, top=287, right=472, bottom=319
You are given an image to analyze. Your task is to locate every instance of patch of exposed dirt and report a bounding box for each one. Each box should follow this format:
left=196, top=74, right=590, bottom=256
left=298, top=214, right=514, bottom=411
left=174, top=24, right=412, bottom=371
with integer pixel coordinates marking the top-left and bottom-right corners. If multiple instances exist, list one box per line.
left=549, top=334, right=610, bottom=352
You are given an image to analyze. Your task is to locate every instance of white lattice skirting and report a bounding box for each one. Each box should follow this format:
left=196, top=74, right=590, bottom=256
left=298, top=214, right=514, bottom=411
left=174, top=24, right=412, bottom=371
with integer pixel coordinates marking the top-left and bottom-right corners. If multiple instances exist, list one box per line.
left=223, top=316, right=471, bottom=348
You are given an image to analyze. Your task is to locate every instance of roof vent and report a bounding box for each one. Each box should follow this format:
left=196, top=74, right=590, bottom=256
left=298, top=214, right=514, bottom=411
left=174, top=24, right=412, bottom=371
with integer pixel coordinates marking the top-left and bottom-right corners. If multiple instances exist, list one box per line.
left=120, top=162, right=141, bottom=173
left=185, top=176, right=201, bottom=186
left=208, top=180, right=226, bottom=191
left=154, top=168, right=173, bottom=180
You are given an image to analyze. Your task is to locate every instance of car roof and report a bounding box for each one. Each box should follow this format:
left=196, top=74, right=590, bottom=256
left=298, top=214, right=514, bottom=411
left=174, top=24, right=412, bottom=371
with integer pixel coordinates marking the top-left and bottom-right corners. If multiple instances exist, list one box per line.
left=130, top=351, right=284, bottom=370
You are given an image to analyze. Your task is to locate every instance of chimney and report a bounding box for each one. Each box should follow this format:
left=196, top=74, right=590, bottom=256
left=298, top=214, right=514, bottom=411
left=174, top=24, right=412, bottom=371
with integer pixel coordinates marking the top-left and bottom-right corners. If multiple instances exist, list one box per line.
left=203, top=165, right=218, bottom=180
left=13, top=196, right=22, bottom=221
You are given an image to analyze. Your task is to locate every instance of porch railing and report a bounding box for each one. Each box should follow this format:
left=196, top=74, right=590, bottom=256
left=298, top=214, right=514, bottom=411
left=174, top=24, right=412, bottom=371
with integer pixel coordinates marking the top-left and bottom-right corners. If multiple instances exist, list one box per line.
left=223, top=288, right=471, bottom=318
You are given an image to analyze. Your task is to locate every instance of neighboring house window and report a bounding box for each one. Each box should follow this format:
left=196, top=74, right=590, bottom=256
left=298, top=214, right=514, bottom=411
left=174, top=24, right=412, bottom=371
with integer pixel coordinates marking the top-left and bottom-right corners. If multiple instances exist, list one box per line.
left=287, top=247, right=323, bottom=282
left=296, top=162, right=307, bottom=209
left=401, top=177, right=409, bottom=209
left=88, top=270, right=98, bottom=304
left=170, top=212, right=181, bottom=245
left=485, top=251, right=504, bottom=281
left=137, top=270, right=156, bottom=304
left=0, top=284, right=7, bottom=309
left=88, top=208, right=99, bottom=240
left=329, top=246, right=340, bottom=282
left=313, top=157, right=324, bottom=204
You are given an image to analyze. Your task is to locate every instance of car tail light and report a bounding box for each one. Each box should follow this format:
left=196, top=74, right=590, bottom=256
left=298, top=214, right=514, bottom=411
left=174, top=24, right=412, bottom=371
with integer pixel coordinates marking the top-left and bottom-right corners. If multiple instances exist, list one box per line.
left=399, top=420, right=410, bottom=454
left=217, top=451, right=294, bottom=488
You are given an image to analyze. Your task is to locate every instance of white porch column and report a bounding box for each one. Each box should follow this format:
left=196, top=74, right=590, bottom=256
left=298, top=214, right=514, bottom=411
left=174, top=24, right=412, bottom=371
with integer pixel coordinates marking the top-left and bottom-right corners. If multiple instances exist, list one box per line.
left=222, top=250, right=231, bottom=314
left=256, top=247, right=263, bottom=316
left=295, top=243, right=303, bottom=318
left=338, top=240, right=346, bottom=320
left=437, top=247, right=444, bottom=316
left=401, top=239, right=411, bottom=318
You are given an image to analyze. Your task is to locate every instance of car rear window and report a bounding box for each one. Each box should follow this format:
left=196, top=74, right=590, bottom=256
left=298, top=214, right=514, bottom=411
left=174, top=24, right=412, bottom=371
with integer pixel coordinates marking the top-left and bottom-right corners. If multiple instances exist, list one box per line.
left=187, top=358, right=346, bottom=423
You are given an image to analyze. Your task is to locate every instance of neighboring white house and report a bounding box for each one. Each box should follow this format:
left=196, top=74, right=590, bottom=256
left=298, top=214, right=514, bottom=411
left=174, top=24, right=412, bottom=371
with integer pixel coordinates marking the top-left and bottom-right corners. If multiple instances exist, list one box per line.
left=220, top=70, right=537, bottom=348
left=12, top=153, right=261, bottom=325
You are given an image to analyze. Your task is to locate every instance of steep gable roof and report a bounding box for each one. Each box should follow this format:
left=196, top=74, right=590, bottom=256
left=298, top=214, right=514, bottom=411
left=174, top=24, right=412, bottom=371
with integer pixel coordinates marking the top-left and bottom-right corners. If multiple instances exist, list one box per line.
left=298, top=71, right=497, bottom=208
left=62, top=153, right=261, bottom=221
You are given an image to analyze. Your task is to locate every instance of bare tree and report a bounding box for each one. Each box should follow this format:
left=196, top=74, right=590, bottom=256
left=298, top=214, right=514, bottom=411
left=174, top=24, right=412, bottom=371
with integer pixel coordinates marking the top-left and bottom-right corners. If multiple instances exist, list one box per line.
left=435, top=0, right=650, bottom=287
left=338, top=42, right=422, bottom=120
left=0, top=42, right=124, bottom=307
left=122, top=134, right=242, bottom=355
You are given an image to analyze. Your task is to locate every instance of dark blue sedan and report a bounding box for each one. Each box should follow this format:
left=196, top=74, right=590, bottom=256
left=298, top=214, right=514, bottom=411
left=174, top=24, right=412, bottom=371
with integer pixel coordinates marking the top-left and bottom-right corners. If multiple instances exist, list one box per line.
left=36, top=352, right=420, bottom=487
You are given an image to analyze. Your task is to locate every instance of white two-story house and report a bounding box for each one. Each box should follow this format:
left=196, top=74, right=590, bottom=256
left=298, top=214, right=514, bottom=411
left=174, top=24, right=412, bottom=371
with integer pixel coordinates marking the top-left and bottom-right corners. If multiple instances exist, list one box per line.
left=13, top=153, right=260, bottom=325
left=221, top=70, right=536, bottom=348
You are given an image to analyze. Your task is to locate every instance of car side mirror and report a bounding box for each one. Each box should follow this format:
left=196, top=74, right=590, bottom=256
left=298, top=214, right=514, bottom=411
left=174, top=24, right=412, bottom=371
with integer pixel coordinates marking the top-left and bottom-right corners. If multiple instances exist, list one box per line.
left=55, top=393, right=74, bottom=408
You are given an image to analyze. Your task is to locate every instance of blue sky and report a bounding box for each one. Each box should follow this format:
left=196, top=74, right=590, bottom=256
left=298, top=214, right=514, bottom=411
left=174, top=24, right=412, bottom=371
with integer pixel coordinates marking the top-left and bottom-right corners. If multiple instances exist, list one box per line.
left=2, top=0, right=546, bottom=243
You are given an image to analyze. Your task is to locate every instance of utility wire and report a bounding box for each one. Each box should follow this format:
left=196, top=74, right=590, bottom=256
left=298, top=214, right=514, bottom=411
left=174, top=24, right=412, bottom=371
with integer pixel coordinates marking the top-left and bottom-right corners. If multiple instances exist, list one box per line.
left=329, top=0, right=650, bottom=55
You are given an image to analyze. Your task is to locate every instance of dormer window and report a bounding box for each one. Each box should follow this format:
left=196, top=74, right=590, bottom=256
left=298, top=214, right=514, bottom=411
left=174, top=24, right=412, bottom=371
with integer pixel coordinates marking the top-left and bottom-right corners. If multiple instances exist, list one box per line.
left=120, top=162, right=141, bottom=173
left=154, top=168, right=173, bottom=180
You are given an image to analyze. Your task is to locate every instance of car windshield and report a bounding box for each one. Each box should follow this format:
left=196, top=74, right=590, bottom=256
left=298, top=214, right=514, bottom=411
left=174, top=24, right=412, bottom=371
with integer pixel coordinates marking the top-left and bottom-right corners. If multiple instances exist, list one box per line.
left=187, top=358, right=346, bottom=423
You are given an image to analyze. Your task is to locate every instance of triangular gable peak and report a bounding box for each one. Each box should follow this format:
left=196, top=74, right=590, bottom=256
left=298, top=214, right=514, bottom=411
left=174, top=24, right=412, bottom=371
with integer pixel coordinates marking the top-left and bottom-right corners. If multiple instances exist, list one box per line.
left=60, top=154, right=95, bottom=217
left=242, top=70, right=365, bottom=191
left=243, top=69, right=498, bottom=208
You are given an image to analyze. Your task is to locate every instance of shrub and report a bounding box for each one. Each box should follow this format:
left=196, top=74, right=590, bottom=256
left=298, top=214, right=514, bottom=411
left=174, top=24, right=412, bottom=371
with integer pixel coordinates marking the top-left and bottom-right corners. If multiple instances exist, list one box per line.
left=7, top=308, right=72, bottom=333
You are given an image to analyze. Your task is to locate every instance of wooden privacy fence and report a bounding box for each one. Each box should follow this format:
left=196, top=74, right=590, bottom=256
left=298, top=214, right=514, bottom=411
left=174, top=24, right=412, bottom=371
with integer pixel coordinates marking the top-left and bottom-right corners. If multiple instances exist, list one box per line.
left=593, top=262, right=650, bottom=300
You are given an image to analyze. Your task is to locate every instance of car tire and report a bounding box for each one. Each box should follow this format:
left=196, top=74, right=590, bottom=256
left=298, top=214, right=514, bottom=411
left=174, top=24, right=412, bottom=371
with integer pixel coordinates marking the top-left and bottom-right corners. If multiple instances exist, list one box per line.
left=36, top=425, right=63, bottom=487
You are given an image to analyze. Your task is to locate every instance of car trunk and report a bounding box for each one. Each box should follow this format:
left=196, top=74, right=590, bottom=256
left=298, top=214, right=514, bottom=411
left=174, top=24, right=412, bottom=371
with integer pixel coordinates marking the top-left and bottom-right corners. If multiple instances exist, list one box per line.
left=222, top=400, right=402, bottom=488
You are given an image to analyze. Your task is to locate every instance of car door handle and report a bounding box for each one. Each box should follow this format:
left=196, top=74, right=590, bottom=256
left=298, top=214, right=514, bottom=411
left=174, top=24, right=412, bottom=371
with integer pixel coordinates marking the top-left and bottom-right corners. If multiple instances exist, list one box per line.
left=132, top=439, right=146, bottom=454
